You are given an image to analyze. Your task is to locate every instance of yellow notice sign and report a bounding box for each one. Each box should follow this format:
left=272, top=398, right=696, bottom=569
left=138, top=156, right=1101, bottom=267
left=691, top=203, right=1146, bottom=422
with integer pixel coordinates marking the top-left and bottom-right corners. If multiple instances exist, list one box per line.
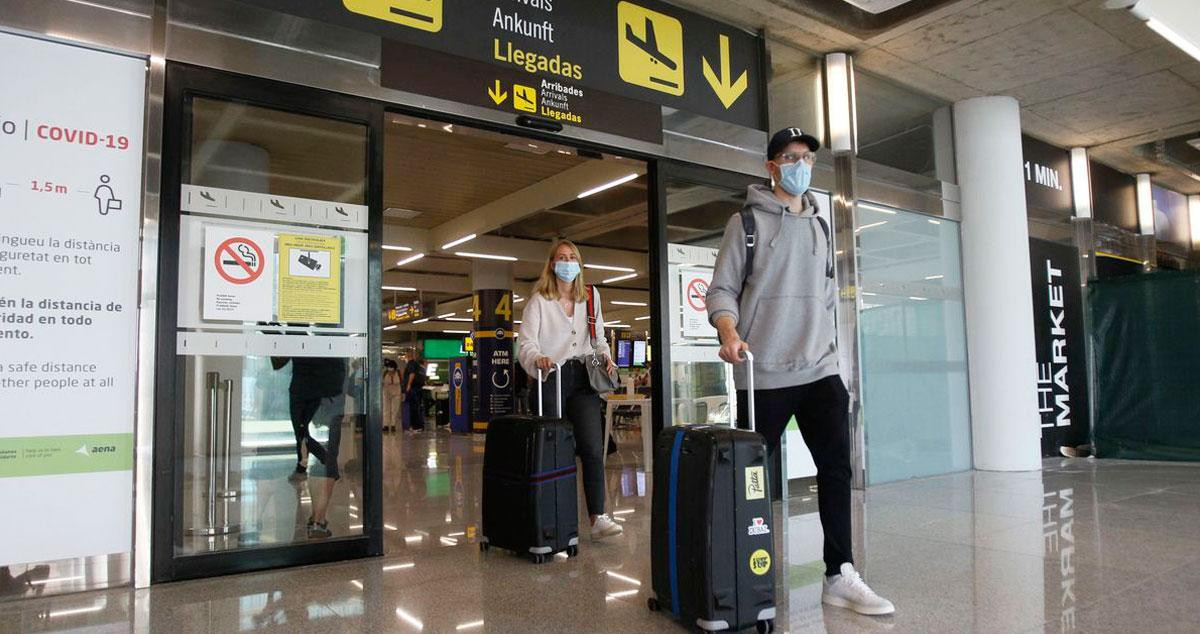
left=617, top=1, right=684, bottom=96
left=278, top=234, right=343, bottom=323
left=343, top=0, right=442, bottom=32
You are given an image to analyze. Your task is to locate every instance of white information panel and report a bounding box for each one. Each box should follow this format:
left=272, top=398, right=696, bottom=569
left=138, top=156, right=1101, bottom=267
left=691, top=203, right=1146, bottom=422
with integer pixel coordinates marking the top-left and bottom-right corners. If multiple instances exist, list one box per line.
left=0, top=33, right=145, bottom=565
left=202, top=226, right=275, bottom=322
left=678, top=266, right=717, bottom=339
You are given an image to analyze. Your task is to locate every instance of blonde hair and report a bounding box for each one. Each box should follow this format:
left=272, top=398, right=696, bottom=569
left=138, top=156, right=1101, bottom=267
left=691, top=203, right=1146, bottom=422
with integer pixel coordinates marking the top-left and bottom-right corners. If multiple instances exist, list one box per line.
left=533, top=239, right=588, bottom=303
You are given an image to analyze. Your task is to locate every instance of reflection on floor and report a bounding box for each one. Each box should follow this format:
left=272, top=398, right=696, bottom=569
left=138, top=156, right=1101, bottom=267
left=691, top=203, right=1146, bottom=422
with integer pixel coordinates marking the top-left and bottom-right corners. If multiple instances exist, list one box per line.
left=5, top=434, right=1200, bottom=633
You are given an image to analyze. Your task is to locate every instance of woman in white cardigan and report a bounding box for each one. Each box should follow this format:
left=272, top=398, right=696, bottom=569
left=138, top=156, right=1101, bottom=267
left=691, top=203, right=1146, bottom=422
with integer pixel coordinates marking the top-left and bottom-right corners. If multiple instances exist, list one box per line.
left=518, top=239, right=622, bottom=540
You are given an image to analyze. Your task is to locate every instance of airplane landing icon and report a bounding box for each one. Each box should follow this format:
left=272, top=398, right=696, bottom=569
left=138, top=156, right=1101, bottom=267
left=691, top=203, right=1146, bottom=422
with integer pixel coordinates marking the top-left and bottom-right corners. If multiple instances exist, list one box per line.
left=617, top=2, right=685, bottom=96
left=626, top=18, right=678, bottom=73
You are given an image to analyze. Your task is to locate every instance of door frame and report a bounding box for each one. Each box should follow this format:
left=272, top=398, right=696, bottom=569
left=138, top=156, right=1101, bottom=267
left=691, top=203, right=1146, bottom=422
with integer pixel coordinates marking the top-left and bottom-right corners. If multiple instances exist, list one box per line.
left=151, top=62, right=386, bottom=583
left=650, top=160, right=761, bottom=440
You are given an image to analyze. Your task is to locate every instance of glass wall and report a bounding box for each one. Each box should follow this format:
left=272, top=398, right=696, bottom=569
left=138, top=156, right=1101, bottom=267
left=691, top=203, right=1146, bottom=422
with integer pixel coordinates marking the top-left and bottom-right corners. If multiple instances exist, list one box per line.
left=174, top=97, right=369, bottom=555
left=856, top=202, right=971, bottom=484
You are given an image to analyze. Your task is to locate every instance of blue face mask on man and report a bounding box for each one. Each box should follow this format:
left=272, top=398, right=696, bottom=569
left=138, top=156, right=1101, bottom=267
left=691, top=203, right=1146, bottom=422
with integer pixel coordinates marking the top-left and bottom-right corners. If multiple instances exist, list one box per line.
left=554, top=260, right=581, bottom=282
left=777, top=160, right=812, bottom=196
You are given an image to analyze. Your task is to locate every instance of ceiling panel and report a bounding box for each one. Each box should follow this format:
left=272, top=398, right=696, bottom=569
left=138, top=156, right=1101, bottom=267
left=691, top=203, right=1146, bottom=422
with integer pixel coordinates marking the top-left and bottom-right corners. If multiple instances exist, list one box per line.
left=920, top=9, right=1132, bottom=92
left=877, top=0, right=1073, bottom=63
left=1029, top=70, right=1200, bottom=136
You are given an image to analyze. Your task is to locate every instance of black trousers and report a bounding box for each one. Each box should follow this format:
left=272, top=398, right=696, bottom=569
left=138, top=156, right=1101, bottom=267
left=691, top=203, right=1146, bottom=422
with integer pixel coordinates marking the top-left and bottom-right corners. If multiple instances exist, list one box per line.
left=531, top=360, right=606, bottom=516
left=737, top=375, right=853, bottom=576
left=289, top=394, right=344, bottom=480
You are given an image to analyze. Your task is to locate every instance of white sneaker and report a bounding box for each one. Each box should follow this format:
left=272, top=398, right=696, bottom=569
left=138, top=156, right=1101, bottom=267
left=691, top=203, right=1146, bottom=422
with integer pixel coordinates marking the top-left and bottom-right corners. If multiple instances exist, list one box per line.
left=822, top=563, right=895, bottom=615
left=591, top=514, right=623, bottom=540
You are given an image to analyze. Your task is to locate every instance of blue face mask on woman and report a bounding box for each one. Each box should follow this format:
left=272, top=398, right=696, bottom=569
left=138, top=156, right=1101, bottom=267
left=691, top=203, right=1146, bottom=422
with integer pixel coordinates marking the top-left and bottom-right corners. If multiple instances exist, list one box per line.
left=777, top=160, right=812, bottom=196
left=554, top=260, right=581, bottom=282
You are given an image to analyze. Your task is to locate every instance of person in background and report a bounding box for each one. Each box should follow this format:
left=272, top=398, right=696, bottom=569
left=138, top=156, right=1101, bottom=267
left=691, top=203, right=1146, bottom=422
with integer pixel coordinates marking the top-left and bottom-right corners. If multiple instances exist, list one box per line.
left=706, top=127, right=894, bottom=616
left=518, top=239, right=622, bottom=541
left=383, top=359, right=402, bottom=432
left=403, top=353, right=426, bottom=432
left=273, top=355, right=347, bottom=539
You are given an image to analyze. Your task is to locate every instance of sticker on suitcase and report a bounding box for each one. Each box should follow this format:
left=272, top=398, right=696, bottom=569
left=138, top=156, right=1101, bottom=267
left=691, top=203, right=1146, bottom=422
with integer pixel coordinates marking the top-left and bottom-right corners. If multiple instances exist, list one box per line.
left=744, top=466, right=765, bottom=500
left=749, top=549, right=771, bottom=575
left=747, top=517, right=770, bottom=536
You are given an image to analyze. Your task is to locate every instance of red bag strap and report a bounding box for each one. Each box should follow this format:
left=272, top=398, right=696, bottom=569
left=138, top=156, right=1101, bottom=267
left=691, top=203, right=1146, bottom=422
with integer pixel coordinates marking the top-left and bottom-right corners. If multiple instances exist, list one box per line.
left=586, top=285, right=597, bottom=342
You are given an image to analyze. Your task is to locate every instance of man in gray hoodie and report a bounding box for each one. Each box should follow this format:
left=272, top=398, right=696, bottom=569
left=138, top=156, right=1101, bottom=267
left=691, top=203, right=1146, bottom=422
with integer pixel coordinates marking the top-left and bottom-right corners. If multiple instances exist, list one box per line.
left=707, top=128, right=894, bottom=616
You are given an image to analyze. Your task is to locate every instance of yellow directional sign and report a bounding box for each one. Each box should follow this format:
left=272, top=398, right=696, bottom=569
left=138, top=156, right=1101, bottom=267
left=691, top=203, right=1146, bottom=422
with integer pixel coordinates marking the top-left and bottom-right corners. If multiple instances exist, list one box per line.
left=616, top=1, right=684, bottom=96
left=487, top=80, right=507, bottom=105
left=342, top=0, right=443, bottom=33
left=701, top=34, right=748, bottom=109
left=513, top=84, right=537, bottom=113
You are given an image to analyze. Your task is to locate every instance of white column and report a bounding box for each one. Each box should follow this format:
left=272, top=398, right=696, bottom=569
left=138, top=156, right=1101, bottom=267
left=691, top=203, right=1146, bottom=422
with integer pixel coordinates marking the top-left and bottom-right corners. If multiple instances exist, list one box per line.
left=953, top=96, right=1042, bottom=472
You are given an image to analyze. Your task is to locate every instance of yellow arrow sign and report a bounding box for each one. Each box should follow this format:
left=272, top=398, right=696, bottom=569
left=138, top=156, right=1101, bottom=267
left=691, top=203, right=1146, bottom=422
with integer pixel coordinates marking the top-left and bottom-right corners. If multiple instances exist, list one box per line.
left=701, top=34, right=748, bottom=109
left=487, top=80, right=507, bottom=105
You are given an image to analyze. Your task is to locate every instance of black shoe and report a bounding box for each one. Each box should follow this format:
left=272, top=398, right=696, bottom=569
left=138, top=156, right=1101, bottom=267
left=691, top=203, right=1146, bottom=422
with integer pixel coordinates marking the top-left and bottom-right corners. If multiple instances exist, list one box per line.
left=288, top=464, right=308, bottom=482
left=307, top=520, right=331, bottom=539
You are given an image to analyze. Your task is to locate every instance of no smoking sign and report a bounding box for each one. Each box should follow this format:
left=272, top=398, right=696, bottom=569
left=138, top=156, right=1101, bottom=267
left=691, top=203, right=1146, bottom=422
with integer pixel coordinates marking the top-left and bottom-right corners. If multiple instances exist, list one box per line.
left=686, top=277, right=709, bottom=311
left=213, top=236, right=266, bottom=285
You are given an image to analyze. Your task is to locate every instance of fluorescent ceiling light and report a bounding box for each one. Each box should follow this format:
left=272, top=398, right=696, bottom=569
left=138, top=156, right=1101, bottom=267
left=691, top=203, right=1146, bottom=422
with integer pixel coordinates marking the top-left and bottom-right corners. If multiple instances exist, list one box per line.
left=856, top=221, right=888, bottom=232
left=514, top=295, right=525, bottom=303
left=924, top=274, right=944, bottom=280
left=443, top=124, right=454, bottom=133
left=603, top=273, right=638, bottom=284
left=585, top=263, right=636, bottom=273
left=384, top=325, right=398, bottom=331
left=443, top=330, right=471, bottom=334
left=1070, top=148, right=1092, bottom=219
left=606, top=323, right=631, bottom=329
left=396, top=607, right=424, bottom=630
left=908, top=296, right=928, bottom=301
left=384, top=523, right=399, bottom=531
left=436, top=313, right=456, bottom=319
left=858, top=202, right=897, bottom=215
left=396, top=253, right=425, bottom=267
left=383, top=245, right=413, bottom=252
left=611, top=300, right=647, bottom=306
left=1146, top=17, right=1200, bottom=62
left=412, top=317, right=430, bottom=324
left=606, top=571, right=642, bottom=586
left=457, top=621, right=485, bottom=631
left=441, top=234, right=476, bottom=250
left=384, top=286, right=417, bottom=292
left=350, top=580, right=364, bottom=590
left=384, top=562, right=415, bottom=571
left=455, top=251, right=518, bottom=261
left=634, top=315, right=651, bottom=321
left=578, top=173, right=639, bottom=198
left=445, top=317, right=472, bottom=322
left=1136, top=173, right=1154, bottom=235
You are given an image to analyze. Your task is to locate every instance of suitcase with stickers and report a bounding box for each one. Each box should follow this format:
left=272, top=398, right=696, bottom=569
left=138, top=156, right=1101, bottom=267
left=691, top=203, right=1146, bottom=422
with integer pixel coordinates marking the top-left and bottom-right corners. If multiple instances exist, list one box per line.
left=648, top=352, right=776, bottom=633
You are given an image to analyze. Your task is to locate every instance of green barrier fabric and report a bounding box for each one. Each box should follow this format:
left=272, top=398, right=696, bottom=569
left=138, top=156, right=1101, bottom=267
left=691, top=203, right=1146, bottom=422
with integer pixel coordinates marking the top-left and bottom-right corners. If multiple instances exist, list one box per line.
left=1089, top=270, right=1200, bottom=461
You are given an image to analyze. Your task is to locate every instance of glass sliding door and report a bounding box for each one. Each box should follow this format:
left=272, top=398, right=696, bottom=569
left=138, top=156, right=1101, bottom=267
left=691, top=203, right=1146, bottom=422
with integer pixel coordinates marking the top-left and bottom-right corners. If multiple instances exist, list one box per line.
left=154, top=65, right=383, bottom=581
left=855, top=202, right=971, bottom=484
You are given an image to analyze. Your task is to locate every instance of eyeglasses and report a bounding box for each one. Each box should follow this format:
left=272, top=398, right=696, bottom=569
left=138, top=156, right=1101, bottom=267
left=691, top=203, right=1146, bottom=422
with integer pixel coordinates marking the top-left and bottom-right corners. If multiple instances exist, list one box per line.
left=776, top=151, right=817, bottom=165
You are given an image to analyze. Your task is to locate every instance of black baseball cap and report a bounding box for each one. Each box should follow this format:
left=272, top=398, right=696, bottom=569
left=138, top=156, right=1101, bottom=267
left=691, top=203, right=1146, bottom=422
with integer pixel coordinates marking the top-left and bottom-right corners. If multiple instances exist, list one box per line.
left=767, top=127, right=820, bottom=159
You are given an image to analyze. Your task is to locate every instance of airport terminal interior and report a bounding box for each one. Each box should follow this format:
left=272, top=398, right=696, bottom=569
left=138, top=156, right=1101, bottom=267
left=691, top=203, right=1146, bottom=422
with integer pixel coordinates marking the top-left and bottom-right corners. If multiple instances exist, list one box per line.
left=3, top=0, right=1200, bottom=632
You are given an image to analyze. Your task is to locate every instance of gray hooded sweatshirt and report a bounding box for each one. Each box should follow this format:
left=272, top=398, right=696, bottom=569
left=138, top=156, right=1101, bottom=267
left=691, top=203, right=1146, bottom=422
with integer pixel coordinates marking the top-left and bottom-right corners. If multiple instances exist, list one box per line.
left=706, top=184, right=838, bottom=390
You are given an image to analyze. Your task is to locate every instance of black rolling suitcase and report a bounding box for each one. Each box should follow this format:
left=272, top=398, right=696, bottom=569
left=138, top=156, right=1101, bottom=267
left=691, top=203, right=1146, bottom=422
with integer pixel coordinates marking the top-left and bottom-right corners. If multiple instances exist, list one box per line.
left=648, top=352, right=776, bottom=633
left=480, top=365, right=580, bottom=563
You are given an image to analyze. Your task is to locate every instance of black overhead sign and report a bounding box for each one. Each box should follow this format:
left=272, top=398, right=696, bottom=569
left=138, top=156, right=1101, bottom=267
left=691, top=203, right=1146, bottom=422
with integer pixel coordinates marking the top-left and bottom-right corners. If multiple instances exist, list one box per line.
left=238, top=0, right=765, bottom=132
left=1021, top=135, right=1073, bottom=216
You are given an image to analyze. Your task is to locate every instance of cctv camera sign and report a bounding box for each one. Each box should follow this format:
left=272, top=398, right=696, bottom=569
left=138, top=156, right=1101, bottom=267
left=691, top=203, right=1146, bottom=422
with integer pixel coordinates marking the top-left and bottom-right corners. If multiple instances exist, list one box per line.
left=203, top=226, right=275, bottom=322
left=278, top=233, right=343, bottom=324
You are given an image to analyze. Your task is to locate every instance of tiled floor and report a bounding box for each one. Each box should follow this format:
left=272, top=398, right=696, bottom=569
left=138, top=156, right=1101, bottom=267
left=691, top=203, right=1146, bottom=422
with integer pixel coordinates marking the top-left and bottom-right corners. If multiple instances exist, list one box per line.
left=4, top=426, right=1200, bottom=633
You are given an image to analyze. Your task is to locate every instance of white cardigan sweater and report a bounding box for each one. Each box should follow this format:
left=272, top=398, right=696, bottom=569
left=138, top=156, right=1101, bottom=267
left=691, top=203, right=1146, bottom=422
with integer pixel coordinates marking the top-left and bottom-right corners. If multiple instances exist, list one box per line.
left=517, top=288, right=611, bottom=376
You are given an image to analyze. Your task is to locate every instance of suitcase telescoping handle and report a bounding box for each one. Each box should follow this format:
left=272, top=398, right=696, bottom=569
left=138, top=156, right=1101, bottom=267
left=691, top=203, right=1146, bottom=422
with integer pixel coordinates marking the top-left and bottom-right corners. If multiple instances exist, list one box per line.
left=536, top=363, right=564, bottom=418
left=741, top=350, right=756, bottom=433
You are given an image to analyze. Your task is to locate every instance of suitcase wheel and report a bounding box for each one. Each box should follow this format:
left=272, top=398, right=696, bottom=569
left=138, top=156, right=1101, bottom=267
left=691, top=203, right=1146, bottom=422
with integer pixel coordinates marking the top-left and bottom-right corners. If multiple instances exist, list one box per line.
left=646, top=597, right=660, bottom=612
left=566, top=545, right=579, bottom=557
left=756, top=619, right=775, bottom=634
left=532, top=554, right=547, bottom=564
